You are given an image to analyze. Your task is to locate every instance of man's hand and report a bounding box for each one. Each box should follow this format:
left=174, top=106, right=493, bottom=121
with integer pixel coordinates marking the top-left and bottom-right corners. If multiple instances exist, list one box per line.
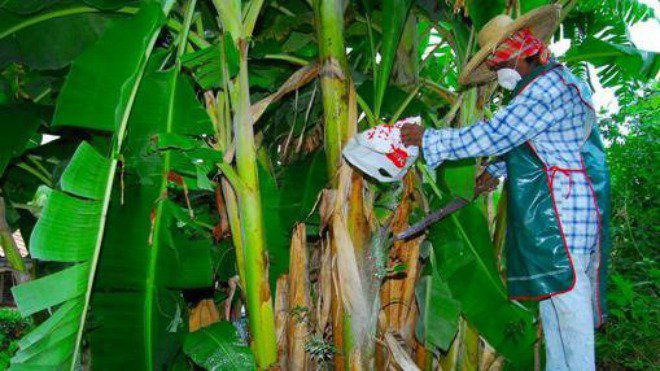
left=475, top=171, right=499, bottom=196
left=400, top=123, right=425, bottom=147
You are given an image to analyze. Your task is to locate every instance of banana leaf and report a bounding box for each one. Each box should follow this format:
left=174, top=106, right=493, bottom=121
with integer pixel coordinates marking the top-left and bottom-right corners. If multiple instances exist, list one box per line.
left=52, top=2, right=164, bottom=132
left=0, top=1, right=124, bottom=70
left=183, top=321, right=255, bottom=370
left=88, top=31, right=215, bottom=371
left=10, top=4, right=167, bottom=370
left=373, top=0, right=413, bottom=118
left=428, top=198, right=536, bottom=367
left=0, top=104, right=45, bottom=174
left=564, top=36, right=659, bottom=87
left=415, top=245, right=461, bottom=351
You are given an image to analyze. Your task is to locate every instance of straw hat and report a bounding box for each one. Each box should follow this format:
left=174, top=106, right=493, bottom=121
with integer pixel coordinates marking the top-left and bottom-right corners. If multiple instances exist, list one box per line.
left=458, top=4, right=562, bottom=86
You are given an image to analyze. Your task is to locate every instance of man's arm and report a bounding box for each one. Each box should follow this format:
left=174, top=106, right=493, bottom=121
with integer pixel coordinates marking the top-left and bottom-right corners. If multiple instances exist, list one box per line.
left=401, top=86, right=557, bottom=169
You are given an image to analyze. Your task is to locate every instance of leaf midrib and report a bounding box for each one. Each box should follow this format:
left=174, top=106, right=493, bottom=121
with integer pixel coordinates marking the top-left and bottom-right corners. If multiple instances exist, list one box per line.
left=70, top=22, right=163, bottom=371
left=0, top=6, right=136, bottom=40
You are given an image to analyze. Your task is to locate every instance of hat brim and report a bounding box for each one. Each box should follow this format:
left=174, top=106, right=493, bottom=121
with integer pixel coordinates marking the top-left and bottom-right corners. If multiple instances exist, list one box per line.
left=458, top=4, right=562, bottom=86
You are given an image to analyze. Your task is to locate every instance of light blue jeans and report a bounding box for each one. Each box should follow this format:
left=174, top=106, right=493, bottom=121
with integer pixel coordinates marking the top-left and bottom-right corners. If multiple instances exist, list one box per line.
left=539, top=252, right=599, bottom=370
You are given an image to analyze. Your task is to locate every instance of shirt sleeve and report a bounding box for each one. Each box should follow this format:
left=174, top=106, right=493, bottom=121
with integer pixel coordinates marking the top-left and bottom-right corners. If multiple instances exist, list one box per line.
left=485, top=160, right=507, bottom=178
left=421, top=82, right=557, bottom=169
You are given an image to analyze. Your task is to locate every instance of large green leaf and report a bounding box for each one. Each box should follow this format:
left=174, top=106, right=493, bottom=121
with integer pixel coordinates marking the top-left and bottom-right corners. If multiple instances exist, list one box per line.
left=428, top=199, right=536, bottom=367
left=415, top=253, right=461, bottom=351
left=373, top=0, right=413, bottom=118
left=0, top=12, right=109, bottom=70
left=464, top=0, right=506, bottom=30
left=0, top=104, right=45, bottom=174
left=52, top=3, right=164, bottom=132
left=10, top=140, right=109, bottom=370
left=438, top=159, right=475, bottom=201
left=183, top=321, right=255, bottom=370
left=278, top=150, right=327, bottom=228
left=564, top=36, right=659, bottom=88
left=87, top=11, right=215, bottom=368
left=0, top=0, right=137, bottom=70
left=180, top=34, right=239, bottom=90
left=259, top=164, right=289, bottom=288
left=10, top=4, right=167, bottom=370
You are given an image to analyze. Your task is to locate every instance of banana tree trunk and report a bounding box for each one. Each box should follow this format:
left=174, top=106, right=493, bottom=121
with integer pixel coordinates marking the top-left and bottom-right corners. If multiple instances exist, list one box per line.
left=314, top=1, right=372, bottom=369
left=211, top=1, right=277, bottom=367
left=313, top=0, right=352, bottom=182
left=233, top=37, right=278, bottom=369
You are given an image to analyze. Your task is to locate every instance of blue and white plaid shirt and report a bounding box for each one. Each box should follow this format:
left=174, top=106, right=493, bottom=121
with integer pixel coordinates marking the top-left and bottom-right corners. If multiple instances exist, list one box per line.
left=422, top=66, right=599, bottom=254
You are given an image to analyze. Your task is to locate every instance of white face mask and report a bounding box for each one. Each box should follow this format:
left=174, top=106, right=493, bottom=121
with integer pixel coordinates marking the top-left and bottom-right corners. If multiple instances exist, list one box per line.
left=497, top=68, right=522, bottom=91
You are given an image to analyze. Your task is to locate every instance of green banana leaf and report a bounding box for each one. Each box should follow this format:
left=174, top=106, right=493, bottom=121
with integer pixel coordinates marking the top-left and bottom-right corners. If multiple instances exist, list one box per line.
left=88, top=26, right=216, bottom=371
left=10, top=4, right=167, bottom=370
left=415, top=246, right=461, bottom=351
left=183, top=321, right=255, bottom=370
left=0, top=1, right=126, bottom=70
left=438, top=159, right=476, bottom=201
left=277, top=150, right=327, bottom=230
left=180, top=34, right=239, bottom=90
left=52, top=2, right=164, bottom=132
left=428, top=198, right=536, bottom=367
left=373, top=0, right=413, bottom=118
left=564, top=36, right=659, bottom=87
left=10, top=141, right=110, bottom=370
left=464, top=0, right=506, bottom=30
left=0, top=104, right=45, bottom=174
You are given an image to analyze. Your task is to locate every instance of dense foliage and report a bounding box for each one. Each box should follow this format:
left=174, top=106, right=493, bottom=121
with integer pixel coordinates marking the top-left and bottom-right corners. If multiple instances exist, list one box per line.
left=0, top=308, right=31, bottom=369
left=597, top=83, right=659, bottom=369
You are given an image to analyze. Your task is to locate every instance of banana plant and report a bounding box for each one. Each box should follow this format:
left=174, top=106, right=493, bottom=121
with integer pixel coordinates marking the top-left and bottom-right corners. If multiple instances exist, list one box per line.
left=8, top=2, right=202, bottom=369
left=211, top=0, right=278, bottom=368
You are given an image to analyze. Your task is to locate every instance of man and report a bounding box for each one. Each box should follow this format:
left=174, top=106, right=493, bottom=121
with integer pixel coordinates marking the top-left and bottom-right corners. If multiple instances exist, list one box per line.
left=400, top=5, right=610, bottom=370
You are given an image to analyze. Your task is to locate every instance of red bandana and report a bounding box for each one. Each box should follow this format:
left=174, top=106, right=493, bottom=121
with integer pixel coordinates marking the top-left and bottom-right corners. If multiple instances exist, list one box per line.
left=486, top=27, right=550, bottom=67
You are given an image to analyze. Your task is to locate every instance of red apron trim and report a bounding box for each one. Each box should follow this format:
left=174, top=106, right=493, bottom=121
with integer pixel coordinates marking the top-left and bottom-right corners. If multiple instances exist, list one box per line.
left=508, top=142, right=577, bottom=302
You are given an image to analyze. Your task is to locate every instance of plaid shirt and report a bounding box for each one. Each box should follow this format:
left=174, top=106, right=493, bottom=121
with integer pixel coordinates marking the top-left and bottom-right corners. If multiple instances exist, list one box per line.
left=422, top=66, right=599, bottom=254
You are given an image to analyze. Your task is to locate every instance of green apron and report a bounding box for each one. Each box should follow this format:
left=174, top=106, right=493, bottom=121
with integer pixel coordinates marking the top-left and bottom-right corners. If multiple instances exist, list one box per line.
left=503, top=63, right=611, bottom=326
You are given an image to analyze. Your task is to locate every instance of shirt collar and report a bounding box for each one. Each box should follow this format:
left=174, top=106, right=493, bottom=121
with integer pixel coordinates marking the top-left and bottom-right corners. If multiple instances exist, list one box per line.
left=512, top=59, right=560, bottom=97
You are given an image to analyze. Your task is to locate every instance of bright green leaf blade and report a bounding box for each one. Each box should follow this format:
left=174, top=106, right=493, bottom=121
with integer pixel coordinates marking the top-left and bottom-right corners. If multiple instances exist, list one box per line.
left=172, top=74, right=214, bottom=135
left=12, top=5, right=169, bottom=370
left=52, top=3, right=165, bottom=132
left=81, top=0, right=135, bottom=11
left=439, top=159, right=476, bottom=200
left=159, top=200, right=214, bottom=288
left=87, top=43, right=214, bottom=369
left=259, top=164, right=289, bottom=290
left=60, top=141, right=111, bottom=200
left=183, top=321, right=255, bottom=370
left=11, top=263, right=89, bottom=316
left=11, top=316, right=79, bottom=364
left=374, top=0, right=413, bottom=117
left=180, top=34, right=239, bottom=90
left=429, top=201, right=536, bottom=366
left=29, top=190, right=102, bottom=262
left=18, top=301, right=81, bottom=349
left=415, top=272, right=460, bottom=351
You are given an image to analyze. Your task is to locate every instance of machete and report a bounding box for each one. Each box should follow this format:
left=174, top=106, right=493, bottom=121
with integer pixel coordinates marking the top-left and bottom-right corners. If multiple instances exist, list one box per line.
left=393, top=196, right=471, bottom=241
